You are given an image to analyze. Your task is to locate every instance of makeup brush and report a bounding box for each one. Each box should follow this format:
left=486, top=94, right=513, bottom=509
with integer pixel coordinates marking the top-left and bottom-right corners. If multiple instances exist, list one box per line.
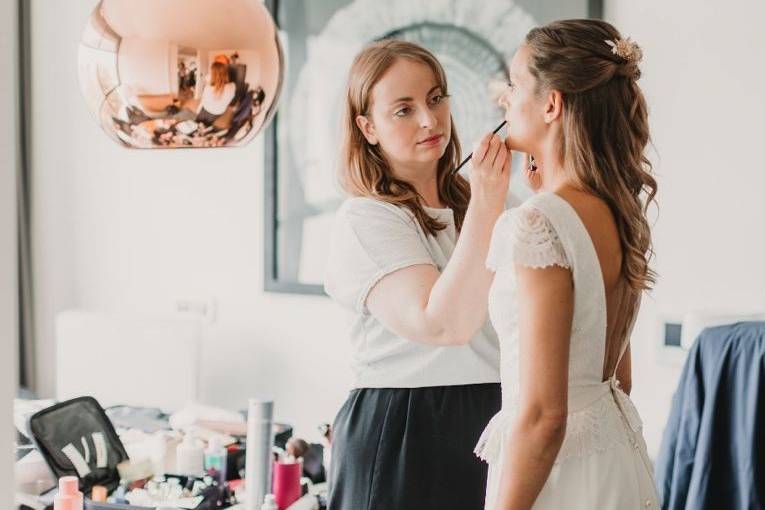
left=451, top=120, right=507, bottom=175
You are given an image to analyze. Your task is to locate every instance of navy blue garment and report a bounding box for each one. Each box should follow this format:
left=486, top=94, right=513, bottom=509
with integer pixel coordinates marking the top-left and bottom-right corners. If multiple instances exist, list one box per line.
left=655, top=321, right=765, bottom=510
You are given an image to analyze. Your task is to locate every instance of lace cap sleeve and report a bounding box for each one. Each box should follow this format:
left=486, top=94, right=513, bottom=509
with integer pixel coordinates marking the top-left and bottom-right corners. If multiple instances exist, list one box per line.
left=486, top=206, right=570, bottom=271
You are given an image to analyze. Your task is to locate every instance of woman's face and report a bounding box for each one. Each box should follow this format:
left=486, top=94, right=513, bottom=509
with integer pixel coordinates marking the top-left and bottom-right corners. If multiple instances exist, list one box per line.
left=498, top=45, right=548, bottom=155
left=356, top=58, right=451, bottom=171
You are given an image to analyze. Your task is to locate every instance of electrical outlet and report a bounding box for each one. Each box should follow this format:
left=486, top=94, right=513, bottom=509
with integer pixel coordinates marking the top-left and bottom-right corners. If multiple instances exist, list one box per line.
left=175, top=297, right=217, bottom=323
left=663, top=322, right=683, bottom=347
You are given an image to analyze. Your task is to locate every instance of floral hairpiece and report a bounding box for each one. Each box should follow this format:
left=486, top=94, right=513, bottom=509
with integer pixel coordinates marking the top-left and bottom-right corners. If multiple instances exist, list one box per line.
left=605, top=37, right=643, bottom=63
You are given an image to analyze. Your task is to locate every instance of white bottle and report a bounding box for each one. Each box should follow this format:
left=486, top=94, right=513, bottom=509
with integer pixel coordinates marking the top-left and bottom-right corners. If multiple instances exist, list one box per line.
left=176, top=433, right=204, bottom=476
left=204, top=435, right=228, bottom=485
left=261, top=494, right=278, bottom=510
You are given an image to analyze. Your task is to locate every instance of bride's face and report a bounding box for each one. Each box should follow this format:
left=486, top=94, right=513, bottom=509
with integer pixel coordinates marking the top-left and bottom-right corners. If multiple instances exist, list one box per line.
left=498, top=45, right=548, bottom=155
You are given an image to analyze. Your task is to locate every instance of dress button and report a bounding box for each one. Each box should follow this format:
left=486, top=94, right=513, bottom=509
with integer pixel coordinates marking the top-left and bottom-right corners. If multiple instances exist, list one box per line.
left=645, top=500, right=652, bottom=507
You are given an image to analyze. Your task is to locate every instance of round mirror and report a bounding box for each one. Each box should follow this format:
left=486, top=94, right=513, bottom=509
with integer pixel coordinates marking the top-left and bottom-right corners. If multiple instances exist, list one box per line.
left=78, top=0, right=284, bottom=149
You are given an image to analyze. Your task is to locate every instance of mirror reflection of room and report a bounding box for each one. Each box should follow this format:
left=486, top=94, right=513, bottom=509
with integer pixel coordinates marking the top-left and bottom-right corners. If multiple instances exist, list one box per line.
left=115, top=49, right=267, bottom=148
left=78, top=0, right=282, bottom=149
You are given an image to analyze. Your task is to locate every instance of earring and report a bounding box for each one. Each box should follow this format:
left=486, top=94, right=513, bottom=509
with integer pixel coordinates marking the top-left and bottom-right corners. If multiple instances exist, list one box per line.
left=528, top=155, right=538, bottom=171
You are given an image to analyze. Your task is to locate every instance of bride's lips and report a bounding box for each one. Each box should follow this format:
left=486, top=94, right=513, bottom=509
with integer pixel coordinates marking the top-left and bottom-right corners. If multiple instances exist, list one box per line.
left=417, top=134, right=443, bottom=147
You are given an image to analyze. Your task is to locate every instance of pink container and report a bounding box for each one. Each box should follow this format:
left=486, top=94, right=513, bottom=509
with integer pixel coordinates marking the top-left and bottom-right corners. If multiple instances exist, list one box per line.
left=272, top=460, right=302, bottom=510
left=58, top=476, right=83, bottom=510
left=54, top=495, right=75, bottom=510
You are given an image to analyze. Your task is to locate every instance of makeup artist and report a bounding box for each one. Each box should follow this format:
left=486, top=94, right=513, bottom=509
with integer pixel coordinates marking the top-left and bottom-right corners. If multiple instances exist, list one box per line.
left=324, top=40, right=514, bottom=510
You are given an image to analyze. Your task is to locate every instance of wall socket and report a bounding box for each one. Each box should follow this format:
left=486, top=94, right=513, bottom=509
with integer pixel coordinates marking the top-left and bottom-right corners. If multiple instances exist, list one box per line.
left=663, top=322, right=683, bottom=347
left=175, top=297, right=217, bottom=323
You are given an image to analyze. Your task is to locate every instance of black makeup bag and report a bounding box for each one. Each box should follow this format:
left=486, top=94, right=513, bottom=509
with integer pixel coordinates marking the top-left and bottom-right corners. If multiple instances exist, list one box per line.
left=28, top=396, right=237, bottom=509
left=28, top=396, right=130, bottom=499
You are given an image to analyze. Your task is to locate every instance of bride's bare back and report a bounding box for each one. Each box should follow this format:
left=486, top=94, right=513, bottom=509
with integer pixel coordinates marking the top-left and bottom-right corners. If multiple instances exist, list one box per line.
left=556, top=186, right=639, bottom=390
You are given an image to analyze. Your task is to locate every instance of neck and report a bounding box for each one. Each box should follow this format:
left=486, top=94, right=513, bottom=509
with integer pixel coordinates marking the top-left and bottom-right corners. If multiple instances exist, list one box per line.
left=390, top=160, right=443, bottom=208
left=535, top=136, right=571, bottom=193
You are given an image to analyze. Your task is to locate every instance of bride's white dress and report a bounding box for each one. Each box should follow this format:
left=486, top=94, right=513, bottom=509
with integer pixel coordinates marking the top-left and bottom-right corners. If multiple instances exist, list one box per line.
left=475, top=192, right=660, bottom=509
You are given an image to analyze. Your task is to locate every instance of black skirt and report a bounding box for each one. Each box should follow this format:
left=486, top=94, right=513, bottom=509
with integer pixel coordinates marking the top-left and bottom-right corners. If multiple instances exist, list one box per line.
left=328, top=383, right=502, bottom=510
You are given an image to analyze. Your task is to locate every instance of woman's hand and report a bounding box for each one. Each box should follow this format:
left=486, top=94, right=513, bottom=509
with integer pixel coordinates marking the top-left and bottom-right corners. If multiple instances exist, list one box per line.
left=470, top=133, right=511, bottom=213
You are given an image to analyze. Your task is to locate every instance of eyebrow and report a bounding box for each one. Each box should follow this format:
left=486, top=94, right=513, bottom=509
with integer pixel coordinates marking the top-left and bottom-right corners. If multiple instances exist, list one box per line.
left=390, top=85, right=442, bottom=105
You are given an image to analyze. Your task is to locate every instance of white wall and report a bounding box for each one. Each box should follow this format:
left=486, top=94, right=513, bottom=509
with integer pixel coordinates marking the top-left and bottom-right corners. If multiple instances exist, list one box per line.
left=30, top=0, right=352, bottom=439
left=605, top=0, right=765, bottom=454
left=118, top=37, right=176, bottom=94
left=30, top=0, right=765, bottom=454
left=2, top=0, right=19, bottom=501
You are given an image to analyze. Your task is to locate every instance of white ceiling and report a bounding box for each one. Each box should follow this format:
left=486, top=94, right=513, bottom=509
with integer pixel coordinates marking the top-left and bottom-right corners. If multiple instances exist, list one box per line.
left=102, top=0, right=277, bottom=50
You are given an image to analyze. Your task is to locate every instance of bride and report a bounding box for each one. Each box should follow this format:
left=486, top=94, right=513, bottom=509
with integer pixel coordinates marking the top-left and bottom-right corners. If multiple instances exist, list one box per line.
left=475, top=19, right=661, bottom=509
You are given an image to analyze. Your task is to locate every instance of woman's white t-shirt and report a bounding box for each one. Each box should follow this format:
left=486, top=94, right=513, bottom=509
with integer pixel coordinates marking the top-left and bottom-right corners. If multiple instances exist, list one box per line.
left=324, top=197, right=501, bottom=388
left=198, top=82, right=236, bottom=115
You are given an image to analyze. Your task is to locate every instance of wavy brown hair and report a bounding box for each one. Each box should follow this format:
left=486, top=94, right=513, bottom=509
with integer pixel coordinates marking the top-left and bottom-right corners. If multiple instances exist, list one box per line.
left=209, top=62, right=229, bottom=94
left=525, top=19, right=657, bottom=292
left=339, top=39, right=471, bottom=235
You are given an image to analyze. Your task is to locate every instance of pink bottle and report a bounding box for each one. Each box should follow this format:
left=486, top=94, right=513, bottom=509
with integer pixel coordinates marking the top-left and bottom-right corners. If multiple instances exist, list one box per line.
left=272, top=460, right=302, bottom=510
left=56, top=476, right=84, bottom=510
left=53, top=495, right=75, bottom=510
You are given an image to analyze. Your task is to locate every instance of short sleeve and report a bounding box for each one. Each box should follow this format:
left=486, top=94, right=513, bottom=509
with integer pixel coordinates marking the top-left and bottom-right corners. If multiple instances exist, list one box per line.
left=324, top=198, right=436, bottom=314
left=486, top=206, right=570, bottom=271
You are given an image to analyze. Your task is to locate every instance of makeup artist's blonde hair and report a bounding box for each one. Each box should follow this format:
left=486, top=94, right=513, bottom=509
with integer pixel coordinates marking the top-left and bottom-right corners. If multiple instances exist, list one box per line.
left=339, top=39, right=470, bottom=235
left=525, top=19, right=657, bottom=292
left=209, top=62, right=229, bottom=94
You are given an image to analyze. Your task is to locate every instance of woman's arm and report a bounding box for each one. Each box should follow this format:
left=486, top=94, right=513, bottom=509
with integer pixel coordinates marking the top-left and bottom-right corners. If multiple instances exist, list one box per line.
left=494, top=263, right=574, bottom=510
left=366, top=134, right=510, bottom=346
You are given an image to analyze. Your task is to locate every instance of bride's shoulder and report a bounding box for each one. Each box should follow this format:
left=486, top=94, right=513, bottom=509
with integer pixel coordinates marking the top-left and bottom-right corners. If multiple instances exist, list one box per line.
left=497, top=193, right=558, bottom=235
left=487, top=194, right=569, bottom=271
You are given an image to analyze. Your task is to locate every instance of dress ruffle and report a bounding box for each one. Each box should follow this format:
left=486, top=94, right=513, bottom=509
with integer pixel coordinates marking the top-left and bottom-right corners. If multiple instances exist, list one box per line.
left=475, top=379, right=645, bottom=466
